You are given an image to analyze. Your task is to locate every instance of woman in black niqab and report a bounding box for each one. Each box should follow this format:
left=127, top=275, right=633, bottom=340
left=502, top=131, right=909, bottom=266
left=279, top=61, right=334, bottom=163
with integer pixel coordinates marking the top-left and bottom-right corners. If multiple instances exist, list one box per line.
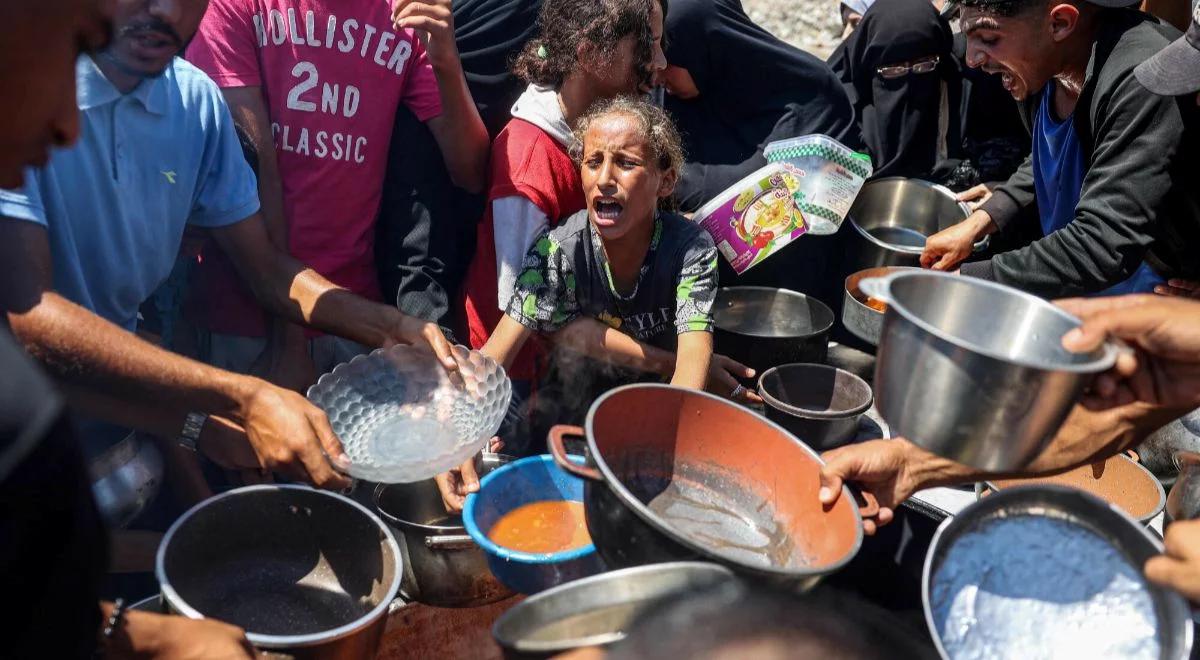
left=664, top=0, right=859, bottom=213
left=828, top=0, right=957, bottom=180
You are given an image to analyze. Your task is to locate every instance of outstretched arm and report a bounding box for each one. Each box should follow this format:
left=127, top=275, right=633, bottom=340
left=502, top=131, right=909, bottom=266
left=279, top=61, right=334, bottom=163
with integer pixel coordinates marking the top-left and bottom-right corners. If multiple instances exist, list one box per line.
left=395, top=0, right=489, bottom=193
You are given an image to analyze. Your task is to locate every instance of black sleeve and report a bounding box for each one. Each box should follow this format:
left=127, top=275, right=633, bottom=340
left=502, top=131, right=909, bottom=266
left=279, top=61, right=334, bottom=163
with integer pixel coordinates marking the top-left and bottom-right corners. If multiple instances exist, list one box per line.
left=978, top=154, right=1037, bottom=232
left=983, top=72, right=1184, bottom=297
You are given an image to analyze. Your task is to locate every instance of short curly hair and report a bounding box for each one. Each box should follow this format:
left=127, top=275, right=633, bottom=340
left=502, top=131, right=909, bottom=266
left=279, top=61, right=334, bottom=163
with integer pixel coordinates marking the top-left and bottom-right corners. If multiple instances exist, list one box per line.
left=570, top=96, right=685, bottom=175
left=512, top=0, right=666, bottom=89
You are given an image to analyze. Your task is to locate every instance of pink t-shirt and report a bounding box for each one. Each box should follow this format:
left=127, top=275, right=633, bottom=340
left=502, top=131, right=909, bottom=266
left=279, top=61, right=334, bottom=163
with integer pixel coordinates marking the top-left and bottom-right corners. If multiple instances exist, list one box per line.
left=186, top=0, right=441, bottom=335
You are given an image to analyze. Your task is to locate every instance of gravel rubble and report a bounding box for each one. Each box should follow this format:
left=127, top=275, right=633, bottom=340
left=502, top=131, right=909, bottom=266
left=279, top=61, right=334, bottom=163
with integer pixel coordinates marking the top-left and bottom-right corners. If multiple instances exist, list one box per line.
left=741, top=0, right=845, bottom=60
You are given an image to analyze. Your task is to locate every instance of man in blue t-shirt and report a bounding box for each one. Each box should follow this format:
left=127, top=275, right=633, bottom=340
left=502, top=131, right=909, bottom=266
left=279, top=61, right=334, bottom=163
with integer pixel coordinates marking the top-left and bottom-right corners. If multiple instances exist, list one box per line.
left=0, top=0, right=456, bottom=494
left=919, top=0, right=1200, bottom=298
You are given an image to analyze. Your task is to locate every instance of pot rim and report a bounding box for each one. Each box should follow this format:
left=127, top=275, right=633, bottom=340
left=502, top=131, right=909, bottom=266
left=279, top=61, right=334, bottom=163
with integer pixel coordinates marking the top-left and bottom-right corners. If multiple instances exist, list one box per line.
left=848, top=177, right=981, bottom=255
left=875, top=270, right=1119, bottom=375
left=982, top=453, right=1166, bottom=525
left=713, top=286, right=835, bottom=339
left=156, top=484, right=403, bottom=648
left=462, top=455, right=598, bottom=564
left=757, top=363, right=874, bottom=420
left=582, top=384, right=864, bottom=579
left=372, top=482, right=467, bottom=535
left=921, top=484, right=1191, bottom=660
left=492, top=561, right=736, bottom=653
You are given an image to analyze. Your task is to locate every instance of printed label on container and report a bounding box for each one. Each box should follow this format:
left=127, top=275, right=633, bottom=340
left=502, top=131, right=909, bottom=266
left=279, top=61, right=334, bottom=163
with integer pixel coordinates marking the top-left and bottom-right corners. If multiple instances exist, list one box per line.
left=692, top=164, right=807, bottom=274
left=763, top=134, right=873, bottom=235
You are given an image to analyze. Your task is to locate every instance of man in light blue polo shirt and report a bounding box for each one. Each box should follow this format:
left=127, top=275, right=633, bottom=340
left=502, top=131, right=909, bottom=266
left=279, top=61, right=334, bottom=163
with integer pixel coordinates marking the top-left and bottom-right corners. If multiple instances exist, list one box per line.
left=0, top=54, right=257, bottom=332
left=0, top=0, right=459, bottom=497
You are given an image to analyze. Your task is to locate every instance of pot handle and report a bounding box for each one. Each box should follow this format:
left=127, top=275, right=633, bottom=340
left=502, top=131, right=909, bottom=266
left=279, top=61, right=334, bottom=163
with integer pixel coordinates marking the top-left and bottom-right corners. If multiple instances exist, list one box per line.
left=425, top=535, right=477, bottom=550
left=548, top=425, right=604, bottom=481
left=848, top=485, right=880, bottom=519
left=856, top=276, right=892, bottom=305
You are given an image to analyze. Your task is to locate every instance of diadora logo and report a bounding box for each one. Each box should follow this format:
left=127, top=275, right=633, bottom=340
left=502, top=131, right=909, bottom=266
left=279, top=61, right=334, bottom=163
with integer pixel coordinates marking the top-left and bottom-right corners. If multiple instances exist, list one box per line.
left=161, top=170, right=177, bottom=184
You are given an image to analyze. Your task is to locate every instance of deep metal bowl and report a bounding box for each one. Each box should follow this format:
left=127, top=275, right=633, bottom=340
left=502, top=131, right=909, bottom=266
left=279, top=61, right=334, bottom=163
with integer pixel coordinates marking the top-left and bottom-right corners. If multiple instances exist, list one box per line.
left=492, top=562, right=737, bottom=658
left=845, top=177, right=982, bottom=272
left=923, top=486, right=1192, bottom=660
left=758, top=364, right=873, bottom=451
left=862, top=270, right=1118, bottom=471
left=157, top=485, right=401, bottom=656
left=307, top=344, right=512, bottom=483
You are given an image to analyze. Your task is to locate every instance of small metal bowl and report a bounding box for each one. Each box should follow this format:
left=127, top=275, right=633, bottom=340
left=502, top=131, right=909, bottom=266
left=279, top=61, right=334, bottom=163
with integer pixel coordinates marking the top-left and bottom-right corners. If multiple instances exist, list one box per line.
left=758, top=364, right=873, bottom=451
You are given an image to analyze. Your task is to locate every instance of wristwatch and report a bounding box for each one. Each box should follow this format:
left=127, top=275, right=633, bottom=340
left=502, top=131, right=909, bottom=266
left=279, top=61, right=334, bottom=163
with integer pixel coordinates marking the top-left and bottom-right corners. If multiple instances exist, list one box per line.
left=177, top=412, right=209, bottom=452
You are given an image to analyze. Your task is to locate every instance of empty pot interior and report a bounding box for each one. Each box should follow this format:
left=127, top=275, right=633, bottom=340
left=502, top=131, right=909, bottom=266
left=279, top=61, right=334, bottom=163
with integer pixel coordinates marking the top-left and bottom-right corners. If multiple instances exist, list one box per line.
left=990, top=455, right=1164, bottom=521
left=760, top=365, right=872, bottom=416
left=589, top=387, right=860, bottom=573
left=890, top=274, right=1104, bottom=368
left=162, top=489, right=395, bottom=637
left=713, top=288, right=834, bottom=338
left=849, top=179, right=967, bottom=239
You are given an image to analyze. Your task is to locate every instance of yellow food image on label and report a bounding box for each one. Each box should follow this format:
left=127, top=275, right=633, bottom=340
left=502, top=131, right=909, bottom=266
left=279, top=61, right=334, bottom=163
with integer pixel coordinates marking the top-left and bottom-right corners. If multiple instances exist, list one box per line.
left=732, top=188, right=757, bottom=213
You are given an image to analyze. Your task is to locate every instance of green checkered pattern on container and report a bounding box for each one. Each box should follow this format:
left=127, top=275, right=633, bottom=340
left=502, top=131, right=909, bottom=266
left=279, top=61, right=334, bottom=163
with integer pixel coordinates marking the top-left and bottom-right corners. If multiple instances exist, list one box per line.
left=767, top=144, right=873, bottom=180
left=797, top=202, right=842, bottom=224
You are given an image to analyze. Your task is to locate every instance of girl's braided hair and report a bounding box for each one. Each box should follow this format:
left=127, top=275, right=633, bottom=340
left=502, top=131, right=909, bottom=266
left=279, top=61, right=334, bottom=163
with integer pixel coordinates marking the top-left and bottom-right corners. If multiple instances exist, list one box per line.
left=512, top=0, right=667, bottom=89
left=571, top=96, right=685, bottom=175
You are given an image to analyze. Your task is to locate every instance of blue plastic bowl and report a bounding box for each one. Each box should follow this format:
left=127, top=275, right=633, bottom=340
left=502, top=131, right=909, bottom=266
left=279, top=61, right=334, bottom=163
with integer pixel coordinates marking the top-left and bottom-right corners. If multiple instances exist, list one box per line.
left=464, top=455, right=604, bottom=594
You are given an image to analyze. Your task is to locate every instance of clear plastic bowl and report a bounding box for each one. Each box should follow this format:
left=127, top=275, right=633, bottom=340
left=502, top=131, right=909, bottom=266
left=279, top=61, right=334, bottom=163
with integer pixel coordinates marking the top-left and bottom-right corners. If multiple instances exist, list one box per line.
left=307, top=345, right=512, bottom=483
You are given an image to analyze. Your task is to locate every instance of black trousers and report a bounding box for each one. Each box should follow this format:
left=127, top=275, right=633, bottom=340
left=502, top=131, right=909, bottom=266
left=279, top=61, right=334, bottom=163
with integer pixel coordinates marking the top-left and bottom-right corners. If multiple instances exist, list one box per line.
left=375, top=106, right=484, bottom=339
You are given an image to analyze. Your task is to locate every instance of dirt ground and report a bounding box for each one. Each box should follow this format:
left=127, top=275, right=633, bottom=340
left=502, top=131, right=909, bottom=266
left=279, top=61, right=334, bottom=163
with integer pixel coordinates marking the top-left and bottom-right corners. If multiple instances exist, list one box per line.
left=741, top=0, right=845, bottom=60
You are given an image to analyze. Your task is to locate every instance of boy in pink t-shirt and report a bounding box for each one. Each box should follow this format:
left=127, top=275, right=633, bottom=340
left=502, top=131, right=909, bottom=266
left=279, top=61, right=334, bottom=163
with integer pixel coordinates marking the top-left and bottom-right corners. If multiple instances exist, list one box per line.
left=186, top=0, right=488, bottom=380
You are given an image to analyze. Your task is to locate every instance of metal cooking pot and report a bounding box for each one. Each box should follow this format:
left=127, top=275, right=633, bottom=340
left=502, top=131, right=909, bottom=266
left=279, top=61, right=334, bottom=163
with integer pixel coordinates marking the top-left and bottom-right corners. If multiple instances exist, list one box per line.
left=861, top=270, right=1118, bottom=472
left=157, top=485, right=402, bottom=660
left=845, top=177, right=983, bottom=273
left=547, top=384, right=870, bottom=591
left=923, top=486, right=1192, bottom=660
left=842, top=266, right=919, bottom=346
left=758, top=364, right=873, bottom=452
left=492, top=562, right=738, bottom=659
left=1166, top=451, right=1200, bottom=524
left=89, top=432, right=163, bottom=529
left=713, top=287, right=834, bottom=376
left=372, top=453, right=513, bottom=608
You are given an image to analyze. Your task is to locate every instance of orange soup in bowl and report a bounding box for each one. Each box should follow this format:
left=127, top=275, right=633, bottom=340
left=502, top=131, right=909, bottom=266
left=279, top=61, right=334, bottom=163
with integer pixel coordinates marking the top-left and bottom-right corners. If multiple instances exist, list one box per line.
left=488, top=500, right=591, bottom=554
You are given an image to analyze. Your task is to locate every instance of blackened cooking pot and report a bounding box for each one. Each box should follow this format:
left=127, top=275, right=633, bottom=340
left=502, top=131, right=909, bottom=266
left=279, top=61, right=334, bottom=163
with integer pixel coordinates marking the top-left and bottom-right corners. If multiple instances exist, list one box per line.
left=712, top=287, right=834, bottom=376
left=157, top=485, right=401, bottom=659
left=547, top=384, right=871, bottom=591
left=372, top=453, right=513, bottom=608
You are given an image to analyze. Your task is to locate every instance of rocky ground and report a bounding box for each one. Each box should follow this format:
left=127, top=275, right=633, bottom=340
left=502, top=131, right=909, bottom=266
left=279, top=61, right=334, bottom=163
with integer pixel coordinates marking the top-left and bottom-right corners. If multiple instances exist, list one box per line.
left=741, top=0, right=845, bottom=60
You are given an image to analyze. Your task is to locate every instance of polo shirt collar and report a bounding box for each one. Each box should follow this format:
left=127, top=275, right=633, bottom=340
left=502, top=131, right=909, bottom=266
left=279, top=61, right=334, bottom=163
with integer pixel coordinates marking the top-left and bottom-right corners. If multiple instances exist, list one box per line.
left=76, top=54, right=169, bottom=116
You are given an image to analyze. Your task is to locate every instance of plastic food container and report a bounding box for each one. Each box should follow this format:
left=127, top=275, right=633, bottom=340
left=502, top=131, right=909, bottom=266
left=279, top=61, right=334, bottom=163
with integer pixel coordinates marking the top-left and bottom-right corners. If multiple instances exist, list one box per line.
left=692, top=163, right=809, bottom=275
left=763, top=134, right=874, bottom=235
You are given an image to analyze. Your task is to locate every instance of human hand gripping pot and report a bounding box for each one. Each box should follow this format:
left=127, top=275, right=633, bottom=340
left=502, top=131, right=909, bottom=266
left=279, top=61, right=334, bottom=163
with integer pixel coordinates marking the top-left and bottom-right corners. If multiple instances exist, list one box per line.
left=919, top=209, right=996, bottom=272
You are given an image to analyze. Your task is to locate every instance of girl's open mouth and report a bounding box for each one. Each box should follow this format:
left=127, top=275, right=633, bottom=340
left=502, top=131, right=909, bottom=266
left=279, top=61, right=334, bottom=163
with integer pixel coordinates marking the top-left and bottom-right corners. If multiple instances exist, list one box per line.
left=594, top=199, right=623, bottom=223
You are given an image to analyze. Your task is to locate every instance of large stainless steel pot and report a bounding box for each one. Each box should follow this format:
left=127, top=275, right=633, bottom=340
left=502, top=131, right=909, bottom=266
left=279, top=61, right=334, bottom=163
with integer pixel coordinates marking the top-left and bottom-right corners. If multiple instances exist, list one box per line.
left=547, top=384, right=869, bottom=592
left=923, top=486, right=1192, bottom=660
left=157, top=485, right=402, bottom=660
left=90, top=432, right=163, bottom=528
left=372, top=453, right=513, bottom=608
left=860, top=270, right=1117, bottom=471
left=492, top=562, right=737, bottom=659
left=845, top=177, right=982, bottom=273
left=713, top=287, right=834, bottom=376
